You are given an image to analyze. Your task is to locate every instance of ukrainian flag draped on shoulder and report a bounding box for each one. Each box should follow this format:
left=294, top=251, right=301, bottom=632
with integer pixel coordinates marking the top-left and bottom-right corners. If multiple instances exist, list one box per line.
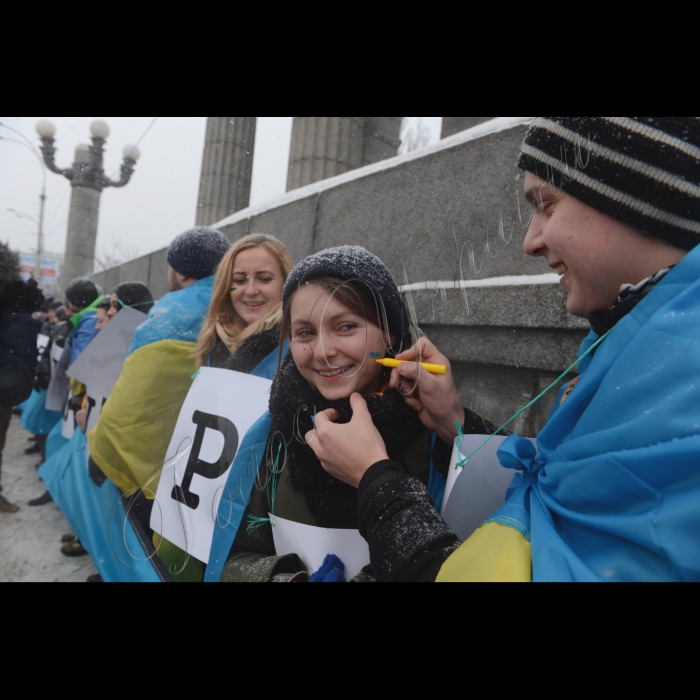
left=89, top=277, right=215, bottom=499
left=439, top=246, right=700, bottom=583
left=205, top=343, right=288, bottom=583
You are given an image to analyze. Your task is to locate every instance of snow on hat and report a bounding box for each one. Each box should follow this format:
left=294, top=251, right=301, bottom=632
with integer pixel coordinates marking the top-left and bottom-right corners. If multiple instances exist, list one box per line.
left=519, top=117, right=700, bottom=251
left=283, top=246, right=412, bottom=348
left=167, top=227, right=231, bottom=281
left=65, top=278, right=100, bottom=309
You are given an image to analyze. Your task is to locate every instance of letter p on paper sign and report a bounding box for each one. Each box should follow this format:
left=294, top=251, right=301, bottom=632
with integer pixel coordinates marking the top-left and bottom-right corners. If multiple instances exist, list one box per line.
left=172, top=411, right=239, bottom=510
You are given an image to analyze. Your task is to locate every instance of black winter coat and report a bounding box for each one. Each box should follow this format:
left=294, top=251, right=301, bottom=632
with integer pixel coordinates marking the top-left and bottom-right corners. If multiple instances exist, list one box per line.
left=0, top=310, right=40, bottom=407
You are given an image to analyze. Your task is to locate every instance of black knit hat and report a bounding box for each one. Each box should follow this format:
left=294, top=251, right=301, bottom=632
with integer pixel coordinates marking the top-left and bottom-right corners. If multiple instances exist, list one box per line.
left=282, top=246, right=412, bottom=351
left=167, top=227, right=231, bottom=280
left=519, top=117, right=700, bottom=251
left=65, top=278, right=100, bottom=309
left=113, top=281, right=155, bottom=314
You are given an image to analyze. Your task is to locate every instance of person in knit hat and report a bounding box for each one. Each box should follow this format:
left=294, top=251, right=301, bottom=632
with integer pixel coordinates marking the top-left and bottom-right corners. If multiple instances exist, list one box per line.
left=166, top=227, right=231, bottom=292
left=306, top=117, right=700, bottom=583
left=27, top=277, right=105, bottom=508
left=106, top=282, right=155, bottom=319
left=216, top=246, right=493, bottom=583
left=89, top=227, right=231, bottom=579
left=0, top=242, right=43, bottom=513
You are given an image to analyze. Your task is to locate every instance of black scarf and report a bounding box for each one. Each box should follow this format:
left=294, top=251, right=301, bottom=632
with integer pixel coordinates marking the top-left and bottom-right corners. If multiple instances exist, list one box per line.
left=270, top=353, right=424, bottom=529
left=209, top=325, right=281, bottom=373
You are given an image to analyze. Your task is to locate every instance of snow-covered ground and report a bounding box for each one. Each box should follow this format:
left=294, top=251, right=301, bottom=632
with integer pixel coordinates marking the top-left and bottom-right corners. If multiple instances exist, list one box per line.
left=0, top=416, right=97, bottom=583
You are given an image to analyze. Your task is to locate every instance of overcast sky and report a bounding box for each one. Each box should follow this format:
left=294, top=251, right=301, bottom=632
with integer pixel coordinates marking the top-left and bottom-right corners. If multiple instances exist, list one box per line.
left=0, top=117, right=442, bottom=264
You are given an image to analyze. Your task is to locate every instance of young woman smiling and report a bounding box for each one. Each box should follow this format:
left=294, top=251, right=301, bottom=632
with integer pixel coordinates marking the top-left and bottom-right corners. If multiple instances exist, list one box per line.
left=219, top=246, right=497, bottom=583
left=195, top=234, right=294, bottom=371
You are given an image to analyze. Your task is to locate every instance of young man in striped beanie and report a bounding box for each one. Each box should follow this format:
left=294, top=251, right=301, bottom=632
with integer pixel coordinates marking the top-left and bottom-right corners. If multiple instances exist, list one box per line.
left=305, top=117, right=700, bottom=583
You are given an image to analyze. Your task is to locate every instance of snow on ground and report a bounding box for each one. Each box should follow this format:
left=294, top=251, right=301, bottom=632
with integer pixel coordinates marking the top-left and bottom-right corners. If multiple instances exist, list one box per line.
left=0, top=416, right=97, bottom=583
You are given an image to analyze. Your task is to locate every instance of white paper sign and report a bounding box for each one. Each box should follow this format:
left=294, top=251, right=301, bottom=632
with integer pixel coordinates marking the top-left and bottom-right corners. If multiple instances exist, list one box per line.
left=37, top=333, right=50, bottom=362
left=270, top=514, right=371, bottom=580
left=68, top=308, right=145, bottom=399
left=441, top=435, right=537, bottom=542
left=46, top=343, right=70, bottom=412
left=151, top=367, right=273, bottom=564
left=61, top=392, right=76, bottom=440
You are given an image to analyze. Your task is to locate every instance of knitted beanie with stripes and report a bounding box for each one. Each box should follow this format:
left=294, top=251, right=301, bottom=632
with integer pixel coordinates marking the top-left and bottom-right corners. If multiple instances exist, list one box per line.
left=518, top=117, right=700, bottom=251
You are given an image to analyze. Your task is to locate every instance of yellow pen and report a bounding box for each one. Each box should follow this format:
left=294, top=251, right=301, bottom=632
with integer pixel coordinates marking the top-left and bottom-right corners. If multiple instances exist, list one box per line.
left=374, top=358, right=447, bottom=375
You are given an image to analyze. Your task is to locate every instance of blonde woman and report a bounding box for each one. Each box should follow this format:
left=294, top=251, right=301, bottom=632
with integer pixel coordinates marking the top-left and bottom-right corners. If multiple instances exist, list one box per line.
left=196, top=234, right=294, bottom=372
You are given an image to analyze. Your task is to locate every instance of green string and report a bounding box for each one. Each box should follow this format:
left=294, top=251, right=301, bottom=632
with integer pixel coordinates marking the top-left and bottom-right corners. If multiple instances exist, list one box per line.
left=455, top=422, right=468, bottom=469
left=117, top=299, right=154, bottom=309
left=454, top=327, right=614, bottom=470
left=247, top=443, right=283, bottom=536
left=190, top=367, right=201, bottom=381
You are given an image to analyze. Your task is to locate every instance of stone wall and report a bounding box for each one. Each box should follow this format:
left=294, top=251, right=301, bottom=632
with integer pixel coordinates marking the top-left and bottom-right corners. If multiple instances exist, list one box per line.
left=92, top=119, right=588, bottom=435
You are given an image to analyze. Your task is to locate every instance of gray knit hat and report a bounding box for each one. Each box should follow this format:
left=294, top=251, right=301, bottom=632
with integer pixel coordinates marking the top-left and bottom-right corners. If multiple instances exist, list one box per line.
left=283, top=246, right=412, bottom=350
left=65, top=278, right=100, bottom=309
left=167, top=227, right=231, bottom=280
left=519, top=117, right=700, bottom=251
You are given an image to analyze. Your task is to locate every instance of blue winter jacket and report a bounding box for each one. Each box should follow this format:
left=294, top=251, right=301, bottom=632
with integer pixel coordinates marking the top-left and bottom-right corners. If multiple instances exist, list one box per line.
left=129, top=276, right=215, bottom=356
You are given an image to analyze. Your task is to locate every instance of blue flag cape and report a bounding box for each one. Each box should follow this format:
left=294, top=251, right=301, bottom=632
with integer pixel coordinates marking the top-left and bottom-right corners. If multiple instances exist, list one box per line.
left=42, top=346, right=282, bottom=583
left=70, top=312, right=99, bottom=365
left=40, top=430, right=162, bottom=582
left=487, top=245, right=700, bottom=582
left=21, top=389, right=62, bottom=436
left=128, top=276, right=215, bottom=356
left=205, top=346, right=286, bottom=583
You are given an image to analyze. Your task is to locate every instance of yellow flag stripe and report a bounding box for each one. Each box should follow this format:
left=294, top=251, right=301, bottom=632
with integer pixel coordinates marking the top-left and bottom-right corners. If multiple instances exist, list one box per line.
left=436, top=522, right=532, bottom=583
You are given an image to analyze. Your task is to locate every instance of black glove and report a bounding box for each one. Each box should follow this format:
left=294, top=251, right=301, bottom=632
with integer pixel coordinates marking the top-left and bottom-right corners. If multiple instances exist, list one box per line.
left=0, top=279, right=45, bottom=315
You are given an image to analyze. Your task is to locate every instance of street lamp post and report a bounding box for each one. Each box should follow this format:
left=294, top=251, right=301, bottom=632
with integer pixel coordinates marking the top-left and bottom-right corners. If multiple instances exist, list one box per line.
left=0, top=128, right=48, bottom=283
left=35, top=119, right=141, bottom=285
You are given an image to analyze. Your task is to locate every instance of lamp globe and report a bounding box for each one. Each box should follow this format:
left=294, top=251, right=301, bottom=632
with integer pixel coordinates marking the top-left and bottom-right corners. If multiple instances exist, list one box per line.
left=123, top=144, right=141, bottom=162
left=35, top=119, right=57, bottom=138
left=90, top=120, right=111, bottom=139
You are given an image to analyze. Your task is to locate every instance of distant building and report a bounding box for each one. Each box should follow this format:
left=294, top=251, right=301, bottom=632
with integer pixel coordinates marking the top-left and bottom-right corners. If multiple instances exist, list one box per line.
left=19, top=252, right=63, bottom=297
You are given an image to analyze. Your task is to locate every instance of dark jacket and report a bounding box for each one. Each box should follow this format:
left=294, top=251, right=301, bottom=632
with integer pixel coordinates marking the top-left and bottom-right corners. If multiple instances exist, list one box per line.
left=36, top=321, right=72, bottom=391
left=356, top=409, right=505, bottom=583
left=221, top=425, right=452, bottom=582
left=0, top=281, right=43, bottom=407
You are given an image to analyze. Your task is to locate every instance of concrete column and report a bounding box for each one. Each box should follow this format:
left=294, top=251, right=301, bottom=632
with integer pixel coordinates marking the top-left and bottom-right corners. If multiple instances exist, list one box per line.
left=196, top=117, right=257, bottom=226
left=442, top=117, right=496, bottom=139
left=287, top=117, right=403, bottom=191
left=62, top=146, right=101, bottom=286
left=362, top=117, right=403, bottom=165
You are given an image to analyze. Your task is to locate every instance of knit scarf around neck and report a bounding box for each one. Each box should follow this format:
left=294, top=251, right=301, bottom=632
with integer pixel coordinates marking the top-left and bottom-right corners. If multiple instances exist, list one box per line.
left=269, top=353, right=424, bottom=529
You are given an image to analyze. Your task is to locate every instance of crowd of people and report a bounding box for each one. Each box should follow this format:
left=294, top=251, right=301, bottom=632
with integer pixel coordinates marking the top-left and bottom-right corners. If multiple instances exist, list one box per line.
left=1, top=116, right=699, bottom=582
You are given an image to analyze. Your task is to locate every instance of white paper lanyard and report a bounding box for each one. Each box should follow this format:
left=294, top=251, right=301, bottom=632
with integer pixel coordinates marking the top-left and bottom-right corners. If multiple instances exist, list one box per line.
left=441, top=434, right=537, bottom=542
left=61, top=391, right=76, bottom=440
left=37, top=334, right=50, bottom=362
left=270, top=514, right=370, bottom=580
left=151, top=367, right=273, bottom=565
